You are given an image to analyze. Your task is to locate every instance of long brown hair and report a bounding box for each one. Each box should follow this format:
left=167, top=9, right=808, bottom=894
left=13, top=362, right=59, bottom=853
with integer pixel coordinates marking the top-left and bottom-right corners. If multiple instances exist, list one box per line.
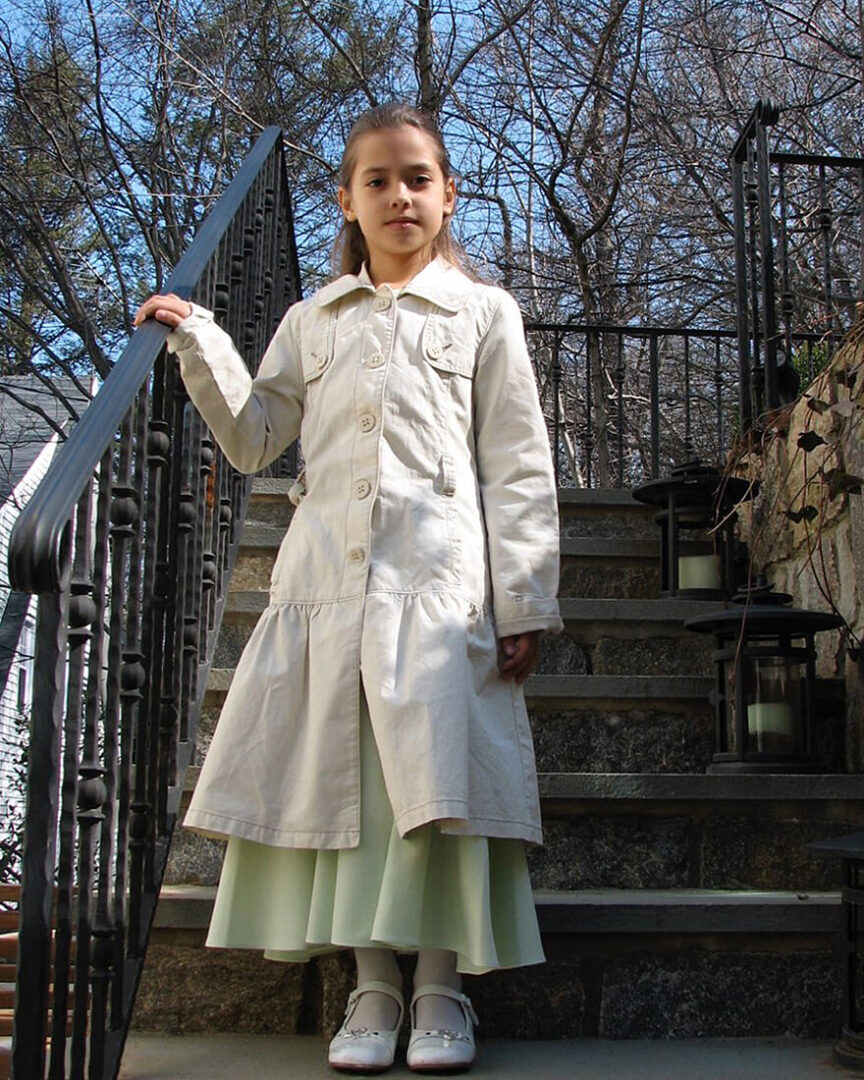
left=332, top=103, right=470, bottom=278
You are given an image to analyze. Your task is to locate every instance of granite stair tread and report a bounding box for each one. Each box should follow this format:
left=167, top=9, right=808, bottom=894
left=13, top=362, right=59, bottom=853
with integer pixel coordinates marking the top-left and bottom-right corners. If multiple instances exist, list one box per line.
left=236, top=530, right=667, bottom=561
left=205, top=669, right=713, bottom=696
left=221, top=592, right=729, bottom=630
left=559, top=597, right=727, bottom=622
left=525, top=674, right=714, bottom=701
left=204, top=668, right=714, bottom=702
left=557, top=488, right=648, bottom=508
left=183, top=764, right=862, bottom=802
left=152, top=883, right=840, bottom=935
left=538, top=772, right=864, bottom=800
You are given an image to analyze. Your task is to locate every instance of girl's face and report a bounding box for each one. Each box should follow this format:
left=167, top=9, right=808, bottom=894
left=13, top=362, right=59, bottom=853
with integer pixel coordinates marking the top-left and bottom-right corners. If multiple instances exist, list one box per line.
left=338, top=125, right=456, bottom=285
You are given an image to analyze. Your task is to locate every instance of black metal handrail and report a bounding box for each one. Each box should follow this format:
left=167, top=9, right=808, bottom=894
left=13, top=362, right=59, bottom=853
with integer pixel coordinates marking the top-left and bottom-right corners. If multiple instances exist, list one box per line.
left=9, top=126, right=301, bottom=1080
left=732, top=99, right=864, bottom=426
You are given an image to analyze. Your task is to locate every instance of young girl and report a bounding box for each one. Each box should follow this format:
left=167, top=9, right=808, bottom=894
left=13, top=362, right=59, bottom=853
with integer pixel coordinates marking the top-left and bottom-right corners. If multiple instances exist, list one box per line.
left=134, top=103, right=562, bottom=1074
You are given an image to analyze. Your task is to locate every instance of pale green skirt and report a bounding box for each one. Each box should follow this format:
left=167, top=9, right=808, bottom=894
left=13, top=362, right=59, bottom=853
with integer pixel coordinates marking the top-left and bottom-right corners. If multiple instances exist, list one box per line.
left=206, top=696, right=544, bottom=975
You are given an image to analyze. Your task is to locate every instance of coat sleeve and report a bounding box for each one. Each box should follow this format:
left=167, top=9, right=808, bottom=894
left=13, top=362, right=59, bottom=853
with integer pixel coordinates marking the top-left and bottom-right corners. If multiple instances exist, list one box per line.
left=166, top=303, right=304, bottom=474
left=473, top=290, right=563, bottom=638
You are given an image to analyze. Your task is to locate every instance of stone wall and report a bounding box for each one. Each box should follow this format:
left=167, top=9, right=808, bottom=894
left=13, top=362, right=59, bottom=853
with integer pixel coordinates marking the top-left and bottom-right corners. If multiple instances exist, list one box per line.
left=732, top=323, right=864, bottom=769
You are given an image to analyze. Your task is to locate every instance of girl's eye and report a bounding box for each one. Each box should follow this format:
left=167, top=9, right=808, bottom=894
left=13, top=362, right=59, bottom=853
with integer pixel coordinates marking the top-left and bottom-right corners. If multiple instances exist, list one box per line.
left=412, top=175, right=432, bottom=186
left=367, top=178, right=384, bottom=188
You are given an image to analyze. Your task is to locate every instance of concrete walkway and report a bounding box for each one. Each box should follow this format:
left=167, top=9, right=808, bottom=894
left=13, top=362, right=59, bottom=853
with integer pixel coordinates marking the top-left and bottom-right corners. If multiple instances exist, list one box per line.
left=121, top=1034, right=861, bottom=1079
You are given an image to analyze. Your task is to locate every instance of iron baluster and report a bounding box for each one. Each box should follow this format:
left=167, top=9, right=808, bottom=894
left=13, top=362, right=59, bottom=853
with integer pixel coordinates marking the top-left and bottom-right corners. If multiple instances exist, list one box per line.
left=649, top=334, right=660, bottom=479
left=746, top=141, right=764, bottom=417
left=715, top=339, right=724, bottom=457
left=683, top=335, right=692, bottom=452
left=778, top=161, right=794, bottom=371
left=552, top=333, right=561, bottom=487
left=75, top=451, right=113, bottom=1080
left=12, top=537, right=70, bottom=1080
left=585, top=330, right=594, bottom=488
left=616, top=334, right=625, bottom=489
left=732, top=130, right=753, bottom=434
left=113, top=390, right=148, bottom=1023
left=96, top=408, right=137, bottom=1045
left=755, top=102, right=780, bottom=412
left=819, top=164, right=836, bottom=345
left=54, top=489, right=98, bottom=1080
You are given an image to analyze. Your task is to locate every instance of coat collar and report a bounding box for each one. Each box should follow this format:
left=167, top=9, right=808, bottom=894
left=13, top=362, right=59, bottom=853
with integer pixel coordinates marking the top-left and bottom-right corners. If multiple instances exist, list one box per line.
left=314, top=257, right=471, bottom=312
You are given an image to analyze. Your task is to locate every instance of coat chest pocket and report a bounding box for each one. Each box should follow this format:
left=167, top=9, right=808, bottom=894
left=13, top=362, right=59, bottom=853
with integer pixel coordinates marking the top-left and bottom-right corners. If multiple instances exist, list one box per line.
left=300, top=310, right=337, bottom=389
left=301, top=336, right=334, bottom=385
left=422, top=316, right=477, bottom=379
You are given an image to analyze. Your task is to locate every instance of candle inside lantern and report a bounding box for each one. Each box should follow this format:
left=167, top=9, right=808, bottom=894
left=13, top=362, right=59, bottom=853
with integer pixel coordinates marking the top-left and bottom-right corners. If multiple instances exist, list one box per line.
left=748, top=702, right=794, bottom=745
left=678, top=554, right=720, bottom=591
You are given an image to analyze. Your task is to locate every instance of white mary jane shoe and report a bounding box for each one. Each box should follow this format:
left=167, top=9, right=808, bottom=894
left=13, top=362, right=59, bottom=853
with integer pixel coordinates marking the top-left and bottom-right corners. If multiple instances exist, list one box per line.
left=328, top=980, right=405, bottom=1074
left=407, top=983, right=478, bottom=1073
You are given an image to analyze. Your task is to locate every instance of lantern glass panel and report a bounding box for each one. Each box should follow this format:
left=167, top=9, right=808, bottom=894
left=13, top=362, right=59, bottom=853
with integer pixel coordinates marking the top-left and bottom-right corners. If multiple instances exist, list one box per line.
left=724, top=650, right=806, bottom=755
left=748, top=654, right=804, bottom=753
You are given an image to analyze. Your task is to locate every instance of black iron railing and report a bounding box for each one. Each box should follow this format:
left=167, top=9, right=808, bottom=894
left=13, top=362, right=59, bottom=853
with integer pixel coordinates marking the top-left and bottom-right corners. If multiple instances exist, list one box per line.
left=732, top=99, right=864, bottom=427
left=525, top=322, right=737, bottom=488
left=525, top=320, right=829, bottom=488
left=8, top=126, right=301, bottom=1080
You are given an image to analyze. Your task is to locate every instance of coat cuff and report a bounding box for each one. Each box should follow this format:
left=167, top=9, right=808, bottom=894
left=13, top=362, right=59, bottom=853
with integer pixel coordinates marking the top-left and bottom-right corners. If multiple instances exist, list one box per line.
left=167, top=304, right=253, bottom=419
left=494, top=597, right=563, bottom=638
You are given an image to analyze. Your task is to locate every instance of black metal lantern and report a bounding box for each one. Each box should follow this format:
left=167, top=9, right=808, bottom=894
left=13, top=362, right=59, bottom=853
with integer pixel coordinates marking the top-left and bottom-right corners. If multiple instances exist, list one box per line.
left=810, top=831, right=864, bottom=1071
left=632, top=459, right=753, bottom=598
left=685, top=582, right=843, bottom=773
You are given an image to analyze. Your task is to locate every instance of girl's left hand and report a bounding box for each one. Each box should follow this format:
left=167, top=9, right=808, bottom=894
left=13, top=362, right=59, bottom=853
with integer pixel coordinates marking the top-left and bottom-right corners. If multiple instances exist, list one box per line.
left=133, top=293, right=193, bottom=329
left=498, top=631, right=541, bottom=684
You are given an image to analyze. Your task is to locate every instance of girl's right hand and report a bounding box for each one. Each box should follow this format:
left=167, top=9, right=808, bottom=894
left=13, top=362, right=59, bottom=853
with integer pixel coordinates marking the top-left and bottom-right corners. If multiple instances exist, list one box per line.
left=133, top=293, right=193, bottom=329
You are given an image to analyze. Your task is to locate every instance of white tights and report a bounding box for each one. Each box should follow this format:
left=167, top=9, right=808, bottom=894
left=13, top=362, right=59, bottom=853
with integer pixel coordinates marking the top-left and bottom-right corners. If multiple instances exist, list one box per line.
left=349, top=947, right=466, bottom=1033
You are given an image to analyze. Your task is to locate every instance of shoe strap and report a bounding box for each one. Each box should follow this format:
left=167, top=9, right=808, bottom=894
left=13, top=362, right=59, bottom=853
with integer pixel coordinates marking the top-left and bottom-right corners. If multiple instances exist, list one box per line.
left=410, top=982, right=479, bottom=1027
left=345, top=980, right=405, bottom=1027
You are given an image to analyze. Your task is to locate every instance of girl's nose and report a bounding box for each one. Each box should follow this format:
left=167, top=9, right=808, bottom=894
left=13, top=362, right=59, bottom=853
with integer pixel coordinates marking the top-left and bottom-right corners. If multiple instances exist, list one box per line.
left=390, top=185, right=411, bottom=207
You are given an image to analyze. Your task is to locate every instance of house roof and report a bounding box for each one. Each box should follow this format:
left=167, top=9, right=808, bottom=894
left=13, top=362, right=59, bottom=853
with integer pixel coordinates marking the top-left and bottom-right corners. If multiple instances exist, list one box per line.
left=0, top=375, right=93, bottom=503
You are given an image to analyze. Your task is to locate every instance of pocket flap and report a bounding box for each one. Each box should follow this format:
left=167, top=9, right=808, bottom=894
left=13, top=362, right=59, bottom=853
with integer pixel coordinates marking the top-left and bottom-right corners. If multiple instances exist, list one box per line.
left=300, top=309, right=336, bottom=382
left=423, top=340, right=475, bottom=378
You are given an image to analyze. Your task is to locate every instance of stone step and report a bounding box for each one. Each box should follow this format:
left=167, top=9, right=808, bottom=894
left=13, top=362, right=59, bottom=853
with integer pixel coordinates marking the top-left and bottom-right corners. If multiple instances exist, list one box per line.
left=532, top=779, right=864, bottom=891
left=220, top=593, right=728, bottom=632
left=244, top=480, right=664, bottom=540
left=525, top=674, right=714, bottom=705
left=538, top=772, right=864, bottom=801
left=245, top=477, right=295, bottom=528
left=531, top=705, right=714, bottom=773
left=152, top=884, right=840, bottom=937
left=216, top=594, right=724, bottom=676
left=558, top=488, right=657, bottom=540
left=202, top=669, right=716, bottom=709
left=234, top=530, right=676, bottom=601
left=121, top=1033, right=842, bottom=1077
left=168, top=768, right=862, bottom=891
left=558, top=597, right=727, bottom=633
left=135, top=886, right=843, bottom=1041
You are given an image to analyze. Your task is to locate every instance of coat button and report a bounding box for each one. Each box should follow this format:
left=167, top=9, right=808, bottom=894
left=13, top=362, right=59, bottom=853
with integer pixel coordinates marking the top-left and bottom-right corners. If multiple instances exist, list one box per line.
left=373, top=295, right=392, bottom=312
left=354, top=479, right=371, bottom=499
left=348, top=547, right=365, bottom=564
left=366, top=352, right=384, bottom=368
left=427, top=342, right=443, bottom=359
left=314, top=354, right=328, bottom=371
left=359, top=413, right=376, bottom=432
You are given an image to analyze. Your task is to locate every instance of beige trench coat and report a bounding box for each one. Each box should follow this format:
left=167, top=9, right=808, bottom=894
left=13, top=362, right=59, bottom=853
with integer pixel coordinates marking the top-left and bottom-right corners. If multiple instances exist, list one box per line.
left=175, top=258, right=562, bottom=849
